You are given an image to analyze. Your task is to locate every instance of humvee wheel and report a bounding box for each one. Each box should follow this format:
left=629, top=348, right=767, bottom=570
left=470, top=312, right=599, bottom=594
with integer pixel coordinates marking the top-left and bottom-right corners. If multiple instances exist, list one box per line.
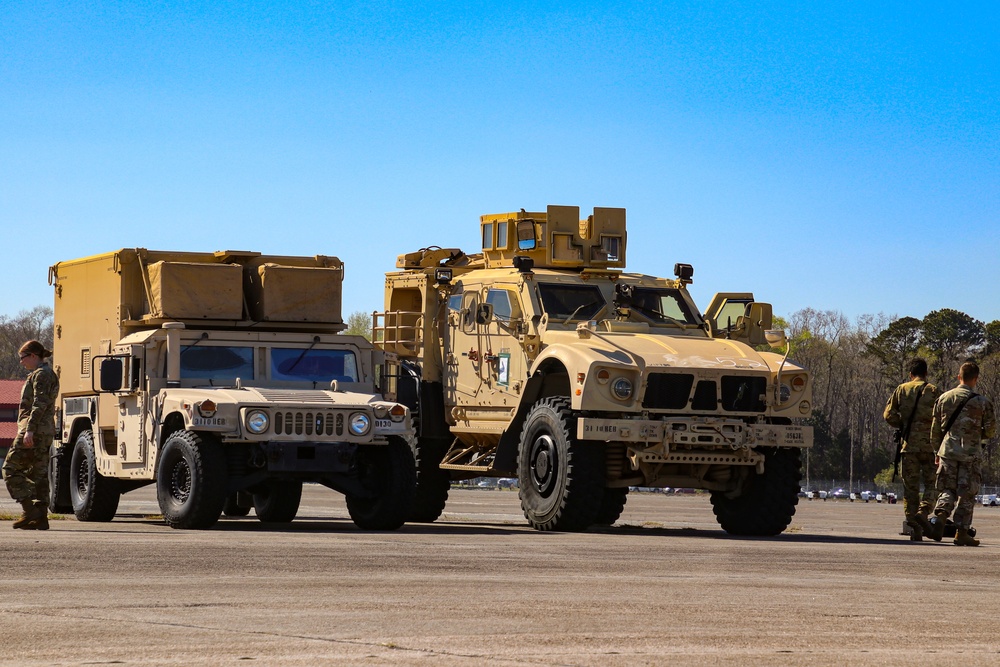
left=222, top=493, right=252, bottom=517
left=48, top=443, right=74, bottom=514
left=710, top=448, right=801, bottom=536
left=253, top=480, right=303, bottom=522
left=594, top=487, right=629, bottom=526
left=517, top=397, right=604, bottom=531
left=346, top=436, right=417, bottom=530
left=70, top=429, right=120, bottom=522
left=409, top=438, right=450, bottom=523
left=156, top=431, right=228, bottom=529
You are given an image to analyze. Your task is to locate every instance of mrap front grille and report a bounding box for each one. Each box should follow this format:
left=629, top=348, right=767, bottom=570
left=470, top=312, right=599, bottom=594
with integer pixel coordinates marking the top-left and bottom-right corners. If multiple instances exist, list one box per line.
left=642, top=373, right=767, bottom=413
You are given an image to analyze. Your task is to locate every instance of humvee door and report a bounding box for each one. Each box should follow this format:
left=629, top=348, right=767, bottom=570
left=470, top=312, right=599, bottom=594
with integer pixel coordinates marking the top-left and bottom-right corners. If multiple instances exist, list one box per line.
left=704, top=293, right=773, bottom=346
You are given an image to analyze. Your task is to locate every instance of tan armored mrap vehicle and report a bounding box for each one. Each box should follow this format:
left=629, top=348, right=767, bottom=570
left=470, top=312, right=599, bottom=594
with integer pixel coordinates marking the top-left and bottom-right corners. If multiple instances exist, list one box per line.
left=376, top=206, right=813, bottom=533
left=48, top=249, right=415, bottom=530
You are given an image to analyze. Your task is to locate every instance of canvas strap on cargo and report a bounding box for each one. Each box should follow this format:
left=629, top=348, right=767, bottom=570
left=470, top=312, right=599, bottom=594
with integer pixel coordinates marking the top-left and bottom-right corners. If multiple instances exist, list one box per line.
left=892, top=382, right=927, bottom=482
left=942, top=391, right=978, bottom=437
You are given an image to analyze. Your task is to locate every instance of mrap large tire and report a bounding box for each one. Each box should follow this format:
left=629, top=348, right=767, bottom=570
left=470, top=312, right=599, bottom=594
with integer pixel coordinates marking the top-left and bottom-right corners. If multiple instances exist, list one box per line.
left=408, top=437, right=450, bottom=523
left=70, top=430, right=121, bottom=522
left=156, top=431, right=228, bottom=530
left=517, top=397, right=604, bottom=531
left=710, top=448, right=801, bottom=536
left=346, top=437, right=417, bottom=530
left=594, top=487, right=628, bottom=526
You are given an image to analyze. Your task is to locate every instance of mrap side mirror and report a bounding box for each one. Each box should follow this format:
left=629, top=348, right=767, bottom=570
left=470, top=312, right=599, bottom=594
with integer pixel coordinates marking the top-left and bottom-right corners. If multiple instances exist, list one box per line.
left=476, top=303, right=494, bottom=325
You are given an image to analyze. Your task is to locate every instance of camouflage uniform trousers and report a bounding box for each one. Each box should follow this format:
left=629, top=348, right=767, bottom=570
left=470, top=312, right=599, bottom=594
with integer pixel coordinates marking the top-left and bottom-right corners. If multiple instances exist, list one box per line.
left=901, top=451, right=937, bottom=520
left=2, top=433, right=52, bottom=507
left=933, top=457, right=981, bottom=530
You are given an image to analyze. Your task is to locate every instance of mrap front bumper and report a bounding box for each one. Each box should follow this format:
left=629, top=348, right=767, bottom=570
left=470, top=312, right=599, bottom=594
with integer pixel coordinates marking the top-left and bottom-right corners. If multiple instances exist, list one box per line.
left=577, top=416, right=812, bottom=472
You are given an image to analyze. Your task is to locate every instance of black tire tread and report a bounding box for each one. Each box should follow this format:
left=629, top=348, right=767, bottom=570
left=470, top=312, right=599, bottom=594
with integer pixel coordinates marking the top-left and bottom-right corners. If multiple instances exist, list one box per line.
left=710, top=448, right=801, bottom=536
left=156, top=431, right=228, bottom=530
left=346, top=437, right=417, bottom=530
left=517, top=397, right=605, bottom=532
left=71, top=430, right=121, bottom=522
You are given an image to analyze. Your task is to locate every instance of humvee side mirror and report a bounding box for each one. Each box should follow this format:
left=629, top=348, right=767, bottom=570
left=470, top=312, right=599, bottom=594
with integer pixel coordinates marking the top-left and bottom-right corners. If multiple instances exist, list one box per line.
left=99, top=357, right=124, bottom=392
left=516, top=220, right=536, bottom=250
left=475, top=303, right=494, bottom=325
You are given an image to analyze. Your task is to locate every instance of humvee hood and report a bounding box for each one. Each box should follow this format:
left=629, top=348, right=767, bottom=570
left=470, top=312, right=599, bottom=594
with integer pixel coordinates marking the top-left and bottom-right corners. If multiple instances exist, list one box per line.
left=163, top=386, right=391, bottom=407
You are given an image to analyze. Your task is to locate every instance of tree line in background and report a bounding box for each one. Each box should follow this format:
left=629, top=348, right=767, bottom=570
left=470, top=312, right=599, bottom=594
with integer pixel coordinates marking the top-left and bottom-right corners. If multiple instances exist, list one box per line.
left=3, top=305, right=998, bottom=490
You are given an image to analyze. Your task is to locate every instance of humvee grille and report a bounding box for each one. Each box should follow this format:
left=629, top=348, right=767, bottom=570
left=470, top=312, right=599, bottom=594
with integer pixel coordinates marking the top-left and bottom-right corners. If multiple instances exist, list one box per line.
left=273, top=411, right=346, bottom=437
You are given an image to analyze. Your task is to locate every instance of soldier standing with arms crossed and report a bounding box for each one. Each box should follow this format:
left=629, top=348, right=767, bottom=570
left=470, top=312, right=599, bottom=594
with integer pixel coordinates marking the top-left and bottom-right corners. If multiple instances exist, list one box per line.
left=2, top=340, right=59, bottom=530
left=884, top=358, right=941, bottom=541
left=926, top=361, right=996, bottom=546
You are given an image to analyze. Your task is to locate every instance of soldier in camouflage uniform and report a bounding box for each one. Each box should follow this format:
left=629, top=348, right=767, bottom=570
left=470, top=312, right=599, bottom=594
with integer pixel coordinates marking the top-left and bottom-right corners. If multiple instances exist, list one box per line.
left=927, top=361, right=996, bottom=546
left=883, top=358, right=941, bottom=541
left=2, top=340, right=59, bottom=530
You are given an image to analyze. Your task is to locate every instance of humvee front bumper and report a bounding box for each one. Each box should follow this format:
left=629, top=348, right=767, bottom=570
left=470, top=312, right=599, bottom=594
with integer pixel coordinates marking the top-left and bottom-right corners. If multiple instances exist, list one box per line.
left=576, top=416, right=812, bottom=449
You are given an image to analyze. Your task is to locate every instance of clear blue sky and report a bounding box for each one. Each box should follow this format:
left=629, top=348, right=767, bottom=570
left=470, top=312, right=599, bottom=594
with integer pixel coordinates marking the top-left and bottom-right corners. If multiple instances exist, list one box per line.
left=2, top=1, right=997, bottom=327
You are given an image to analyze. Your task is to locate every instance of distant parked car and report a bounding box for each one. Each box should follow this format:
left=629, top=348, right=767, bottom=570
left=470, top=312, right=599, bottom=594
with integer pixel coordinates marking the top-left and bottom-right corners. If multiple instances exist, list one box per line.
left=498, top=478, right=518, bottom=490
left=831, top=488, right=849, bottom=500
left=982, top=494, right=999, bottom=507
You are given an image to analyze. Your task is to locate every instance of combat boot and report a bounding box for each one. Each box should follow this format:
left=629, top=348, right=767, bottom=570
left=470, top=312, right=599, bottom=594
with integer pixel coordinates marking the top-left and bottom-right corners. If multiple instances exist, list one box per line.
left=16, top=503, right=49, bottom=531
left=926, top=512, right=947, bottom=542
left=954, top=527, right=980, bottom=547
left=11, top=500, right=34, bottom=529
left=914, top=513, right=934, bottom=536
left=906, top=518, right=923, bottom=542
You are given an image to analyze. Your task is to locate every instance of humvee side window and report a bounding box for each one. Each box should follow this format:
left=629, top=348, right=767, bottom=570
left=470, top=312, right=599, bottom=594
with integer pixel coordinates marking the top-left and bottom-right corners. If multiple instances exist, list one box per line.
left=537, top=283, right=605, bottom=321
left=486, top=288, right=521, bottom=322
left=181, top=346, right=254, bottom=380
left=271, top=348, right=359, bottom=383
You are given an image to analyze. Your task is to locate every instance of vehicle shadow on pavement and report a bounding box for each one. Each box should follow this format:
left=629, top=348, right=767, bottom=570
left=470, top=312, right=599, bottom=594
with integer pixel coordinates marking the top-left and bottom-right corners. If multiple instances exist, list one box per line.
left=603, top=524, right=911, bottom=546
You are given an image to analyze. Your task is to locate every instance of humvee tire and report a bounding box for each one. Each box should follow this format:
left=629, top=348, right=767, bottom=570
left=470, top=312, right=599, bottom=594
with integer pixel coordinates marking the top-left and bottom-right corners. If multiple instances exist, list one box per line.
left=156, top=431, right=228, bottom=529
left=346, top=436, right=416, bottom=530
left=48, top=443, right=74, bottom=514
left=594, top=487, right=629, bottom=526
left=710, top=448, right=801, bottom=536
left=253, top=480, right=303, bottom=523
left=222, top=492, right=252, bottom=517
left=408, top=438, right=450, bottom=523
left=70, top=429, right=121, bottom=522
left=517, top=397, right=604, bottom=531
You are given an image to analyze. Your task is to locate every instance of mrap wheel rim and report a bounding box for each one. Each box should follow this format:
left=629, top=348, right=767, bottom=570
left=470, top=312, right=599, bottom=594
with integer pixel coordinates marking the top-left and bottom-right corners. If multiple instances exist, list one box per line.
left=527, top=433, right=559, bottom=498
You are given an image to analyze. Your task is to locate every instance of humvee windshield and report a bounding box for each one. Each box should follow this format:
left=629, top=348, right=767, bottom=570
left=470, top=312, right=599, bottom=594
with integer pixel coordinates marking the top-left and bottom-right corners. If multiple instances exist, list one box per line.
left=181, top=345, right=254, bottom=380
left=272, top=348, right=359, bottom=383
left=537, top=283, right=605, bottom=322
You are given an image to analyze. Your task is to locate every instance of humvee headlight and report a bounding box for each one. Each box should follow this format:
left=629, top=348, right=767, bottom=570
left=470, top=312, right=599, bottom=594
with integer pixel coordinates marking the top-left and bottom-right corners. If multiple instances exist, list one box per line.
left=779, top=384, right=791, bottom=403
left=389, top=404, right=407, bottom=422
left=596, top=369, right=611, bottom=384
left=611, top=377, right=633, bottom=400
left=373, top=405, right=389, bottom=419
left=246, top=410, right=270, bottom=434
left=349, top=412, right=372, bottom=436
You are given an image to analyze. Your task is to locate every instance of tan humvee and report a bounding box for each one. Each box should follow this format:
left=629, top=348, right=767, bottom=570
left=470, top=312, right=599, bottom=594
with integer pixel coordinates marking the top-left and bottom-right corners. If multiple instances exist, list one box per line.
left=48, top=248, right=415, bottom=529
left=375, top=206, right=813, bottom=533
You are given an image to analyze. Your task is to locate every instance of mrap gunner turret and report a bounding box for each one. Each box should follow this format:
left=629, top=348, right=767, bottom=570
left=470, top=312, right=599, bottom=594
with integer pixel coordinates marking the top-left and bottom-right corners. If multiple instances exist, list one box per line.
left=375, top=205, right=813, bottom=533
